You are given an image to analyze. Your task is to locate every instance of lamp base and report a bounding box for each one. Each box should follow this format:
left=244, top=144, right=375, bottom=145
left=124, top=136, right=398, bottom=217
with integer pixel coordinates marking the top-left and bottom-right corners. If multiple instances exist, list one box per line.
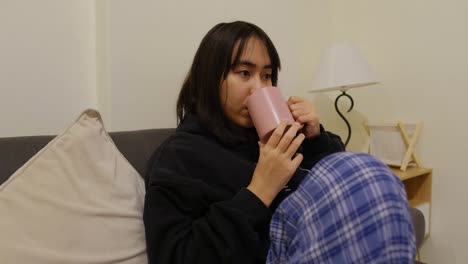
left=334, top=91, right=354, bottom=148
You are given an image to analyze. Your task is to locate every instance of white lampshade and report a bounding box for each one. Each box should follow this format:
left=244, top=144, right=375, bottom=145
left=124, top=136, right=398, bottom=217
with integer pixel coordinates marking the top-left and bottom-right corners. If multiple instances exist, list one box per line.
left=310, top=43, right=378, bottom=93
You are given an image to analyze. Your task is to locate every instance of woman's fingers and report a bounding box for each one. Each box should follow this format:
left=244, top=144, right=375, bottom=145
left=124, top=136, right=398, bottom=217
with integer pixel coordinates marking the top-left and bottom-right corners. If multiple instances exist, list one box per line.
left=276, top=122, right=301, bottom=152
left=284, top=133, right=305, bottom=158
left=290, top=152, right=304, bottom=170
left=266, top=121, right=288, bottom=148
left=287, top=96, right=321, bottom=138
left=287, top=96, right=303, bottom=105
left=266, top=121, right=304, bottom=156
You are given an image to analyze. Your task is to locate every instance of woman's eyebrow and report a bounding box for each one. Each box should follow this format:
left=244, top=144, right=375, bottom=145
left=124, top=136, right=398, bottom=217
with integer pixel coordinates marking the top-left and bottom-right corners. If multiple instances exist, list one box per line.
left=233, top=60, right=273, bottom=69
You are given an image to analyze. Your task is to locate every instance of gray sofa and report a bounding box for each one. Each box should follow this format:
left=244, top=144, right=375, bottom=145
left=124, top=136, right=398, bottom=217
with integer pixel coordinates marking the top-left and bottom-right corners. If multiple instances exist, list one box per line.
left=0, top=128, right=425, bottom=262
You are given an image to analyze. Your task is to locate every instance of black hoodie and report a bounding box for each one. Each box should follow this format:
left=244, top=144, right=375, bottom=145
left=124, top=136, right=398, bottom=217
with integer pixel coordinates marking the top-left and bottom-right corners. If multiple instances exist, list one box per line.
left=143, top=114, right=344, bottom=264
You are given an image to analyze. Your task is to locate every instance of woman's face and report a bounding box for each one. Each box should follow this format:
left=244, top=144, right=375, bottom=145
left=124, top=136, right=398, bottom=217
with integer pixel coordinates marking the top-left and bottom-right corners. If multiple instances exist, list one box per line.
left=220, top=37, right=273, bottom=128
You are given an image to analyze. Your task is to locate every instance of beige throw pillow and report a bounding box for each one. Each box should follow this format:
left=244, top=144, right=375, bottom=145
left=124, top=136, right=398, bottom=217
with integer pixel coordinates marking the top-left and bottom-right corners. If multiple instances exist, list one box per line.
left=0, top=109, right=147, bottom=264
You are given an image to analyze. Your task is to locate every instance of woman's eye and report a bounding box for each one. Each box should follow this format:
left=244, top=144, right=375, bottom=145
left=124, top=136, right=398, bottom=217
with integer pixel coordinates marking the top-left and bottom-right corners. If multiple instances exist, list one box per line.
left=238, top=70, right=250, bottom=77
left=264, top=73, right=272, bottom=80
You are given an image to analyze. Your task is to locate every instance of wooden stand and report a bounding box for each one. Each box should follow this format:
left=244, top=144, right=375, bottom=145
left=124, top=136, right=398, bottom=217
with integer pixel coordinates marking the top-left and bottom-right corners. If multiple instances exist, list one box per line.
left=397, top=122, right=423, bottom=171
left=363, top=121, right=423, bottom=171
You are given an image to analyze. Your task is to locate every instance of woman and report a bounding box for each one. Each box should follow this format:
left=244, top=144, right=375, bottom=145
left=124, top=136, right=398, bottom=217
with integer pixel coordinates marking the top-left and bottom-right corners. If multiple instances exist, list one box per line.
left=144, top=21, right=344, bottom=263
left=144, top=21, right=414, bottom=264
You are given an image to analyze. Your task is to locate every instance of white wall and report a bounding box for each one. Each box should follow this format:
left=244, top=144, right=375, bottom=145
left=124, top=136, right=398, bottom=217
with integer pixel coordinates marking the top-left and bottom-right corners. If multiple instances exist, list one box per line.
left=326, top=0, right=468, bottom=262
left=0, top=0, right=97, bottom=137
left=99, top=0, right=332, bottom=131
left=0, top=0, right=331, bottom=134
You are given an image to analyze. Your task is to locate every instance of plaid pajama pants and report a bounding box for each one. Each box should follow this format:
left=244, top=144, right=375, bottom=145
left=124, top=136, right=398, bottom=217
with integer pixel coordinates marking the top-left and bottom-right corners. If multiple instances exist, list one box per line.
left=268, top=152, right=416, bottom=264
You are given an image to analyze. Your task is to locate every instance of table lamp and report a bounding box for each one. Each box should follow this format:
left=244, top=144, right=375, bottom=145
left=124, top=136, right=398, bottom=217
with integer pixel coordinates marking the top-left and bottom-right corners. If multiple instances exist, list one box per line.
left=309, top=43, right=379, bottom=147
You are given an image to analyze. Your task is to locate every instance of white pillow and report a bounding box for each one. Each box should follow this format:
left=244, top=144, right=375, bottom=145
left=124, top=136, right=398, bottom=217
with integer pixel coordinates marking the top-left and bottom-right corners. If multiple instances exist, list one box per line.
left=0, top=109, right=147, bottom=264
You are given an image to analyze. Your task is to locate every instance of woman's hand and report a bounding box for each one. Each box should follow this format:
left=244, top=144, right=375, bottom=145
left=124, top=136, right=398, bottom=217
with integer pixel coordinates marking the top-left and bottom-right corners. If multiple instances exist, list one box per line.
left=287, top=96, right=321, bottom=138
left=247, top=121, right=305, bottom=207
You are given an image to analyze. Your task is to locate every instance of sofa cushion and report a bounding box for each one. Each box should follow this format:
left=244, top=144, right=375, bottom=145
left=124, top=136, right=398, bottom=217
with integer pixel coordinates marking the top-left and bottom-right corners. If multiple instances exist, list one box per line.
left=0, top=109, right=147, bottom=264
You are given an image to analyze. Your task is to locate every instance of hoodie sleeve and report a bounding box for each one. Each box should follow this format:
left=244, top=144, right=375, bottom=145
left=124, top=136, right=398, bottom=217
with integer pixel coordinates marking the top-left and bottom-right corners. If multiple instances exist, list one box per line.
left=143, top=140, right=271, bottom=264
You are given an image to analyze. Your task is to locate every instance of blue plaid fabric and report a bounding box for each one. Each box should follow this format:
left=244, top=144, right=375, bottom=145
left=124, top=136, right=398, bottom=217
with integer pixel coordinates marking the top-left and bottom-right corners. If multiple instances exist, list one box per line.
left=267, top=152, right=415, bottom=264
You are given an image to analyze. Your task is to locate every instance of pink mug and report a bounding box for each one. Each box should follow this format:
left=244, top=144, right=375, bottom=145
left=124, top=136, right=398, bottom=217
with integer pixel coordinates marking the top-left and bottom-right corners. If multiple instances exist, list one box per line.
left=246, top=86, right=295, bottom=142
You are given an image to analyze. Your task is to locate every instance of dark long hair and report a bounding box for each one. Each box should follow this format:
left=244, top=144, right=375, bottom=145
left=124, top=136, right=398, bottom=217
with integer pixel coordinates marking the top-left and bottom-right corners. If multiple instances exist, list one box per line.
left=176, top=21, right=281, bottom=144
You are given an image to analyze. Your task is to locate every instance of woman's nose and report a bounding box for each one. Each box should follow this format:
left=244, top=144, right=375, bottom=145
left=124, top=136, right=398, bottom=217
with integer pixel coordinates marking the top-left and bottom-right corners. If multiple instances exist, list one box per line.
left=250, top=76, right=266, bottom=94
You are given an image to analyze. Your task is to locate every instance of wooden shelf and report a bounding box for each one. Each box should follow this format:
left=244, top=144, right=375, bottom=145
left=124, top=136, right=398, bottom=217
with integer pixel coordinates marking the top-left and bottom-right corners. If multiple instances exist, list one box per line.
left=407, top=198, right=428, bottom=208
left=389, top=166, right=432, bottom=238
left=390, top=166, right=432, bottom=181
